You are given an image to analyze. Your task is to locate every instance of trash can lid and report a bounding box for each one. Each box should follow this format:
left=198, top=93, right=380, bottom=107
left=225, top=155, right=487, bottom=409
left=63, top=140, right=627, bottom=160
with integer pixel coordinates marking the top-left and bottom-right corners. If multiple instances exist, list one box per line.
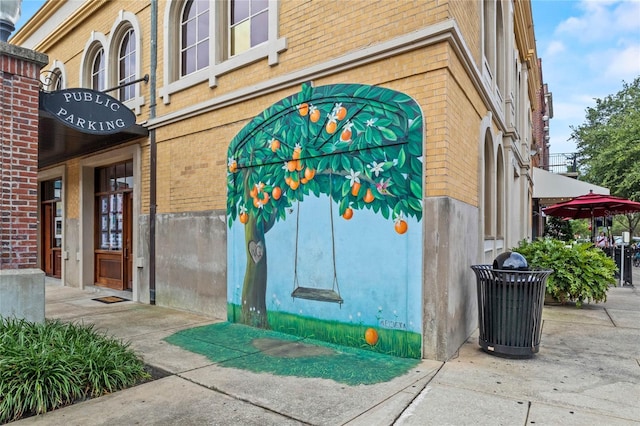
left=493, top=251, right=528, bottom=270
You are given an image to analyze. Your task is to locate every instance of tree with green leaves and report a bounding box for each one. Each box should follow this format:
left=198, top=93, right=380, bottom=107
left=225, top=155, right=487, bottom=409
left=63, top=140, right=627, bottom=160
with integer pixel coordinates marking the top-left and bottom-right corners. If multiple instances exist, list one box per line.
left=544, top=216, right=573, bottom=241
left=572, top=76, right=640, bottom=236
left=227, top=84, right=423, bottom=328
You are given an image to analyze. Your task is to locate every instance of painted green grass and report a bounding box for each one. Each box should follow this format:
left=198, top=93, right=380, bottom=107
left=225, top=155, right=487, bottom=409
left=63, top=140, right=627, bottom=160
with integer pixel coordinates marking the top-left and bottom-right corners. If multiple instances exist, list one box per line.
left=227, top=303, right=421, bottom=359
left=164, top=321, right=420, bottom=386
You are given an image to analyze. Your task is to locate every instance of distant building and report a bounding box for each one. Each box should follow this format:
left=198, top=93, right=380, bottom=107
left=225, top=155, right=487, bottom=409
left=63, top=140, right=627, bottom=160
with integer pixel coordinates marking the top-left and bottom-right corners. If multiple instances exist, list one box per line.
left=12, top=0, right=541, bottom=361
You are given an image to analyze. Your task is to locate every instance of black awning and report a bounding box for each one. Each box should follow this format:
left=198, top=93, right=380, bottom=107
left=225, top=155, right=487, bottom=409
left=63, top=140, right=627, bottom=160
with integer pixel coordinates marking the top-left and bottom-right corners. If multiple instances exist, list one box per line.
left=38, top=109, right=148, bottom=169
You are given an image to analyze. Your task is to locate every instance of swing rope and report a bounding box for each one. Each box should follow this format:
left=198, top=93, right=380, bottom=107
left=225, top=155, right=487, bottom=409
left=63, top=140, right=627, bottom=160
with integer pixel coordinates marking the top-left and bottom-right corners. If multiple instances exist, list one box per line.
left=291, top=173, right=343, bottom=304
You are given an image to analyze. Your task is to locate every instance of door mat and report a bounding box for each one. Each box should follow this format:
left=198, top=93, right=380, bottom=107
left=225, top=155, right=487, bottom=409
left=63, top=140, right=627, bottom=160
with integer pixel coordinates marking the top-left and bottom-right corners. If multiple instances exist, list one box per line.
left=92, top=296, right=129, bottom=304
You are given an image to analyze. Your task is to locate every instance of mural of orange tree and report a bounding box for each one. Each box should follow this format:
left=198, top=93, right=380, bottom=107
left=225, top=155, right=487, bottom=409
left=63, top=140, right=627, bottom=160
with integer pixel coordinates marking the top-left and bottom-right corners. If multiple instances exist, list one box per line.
left=227, top=83, right=423, bottom=328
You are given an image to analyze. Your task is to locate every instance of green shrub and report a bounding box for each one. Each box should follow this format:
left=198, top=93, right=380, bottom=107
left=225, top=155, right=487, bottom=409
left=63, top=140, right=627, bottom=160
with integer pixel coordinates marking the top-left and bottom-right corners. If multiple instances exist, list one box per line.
left=0, top=318, right=150, bottom=424
left=513, top=238, right=616, bottom=307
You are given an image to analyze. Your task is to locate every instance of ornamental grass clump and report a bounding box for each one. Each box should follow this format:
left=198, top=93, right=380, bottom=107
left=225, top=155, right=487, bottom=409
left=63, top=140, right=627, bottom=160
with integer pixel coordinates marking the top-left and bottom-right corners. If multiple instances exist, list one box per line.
left=513, top=238, right=616, bottom=307
left=0, top=318, right=150, bottom=424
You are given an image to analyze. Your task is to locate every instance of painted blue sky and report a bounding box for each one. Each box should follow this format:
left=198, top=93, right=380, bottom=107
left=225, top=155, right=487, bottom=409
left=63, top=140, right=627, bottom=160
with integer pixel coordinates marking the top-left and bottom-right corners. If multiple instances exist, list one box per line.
left=13, top=0, right=640, bottom=155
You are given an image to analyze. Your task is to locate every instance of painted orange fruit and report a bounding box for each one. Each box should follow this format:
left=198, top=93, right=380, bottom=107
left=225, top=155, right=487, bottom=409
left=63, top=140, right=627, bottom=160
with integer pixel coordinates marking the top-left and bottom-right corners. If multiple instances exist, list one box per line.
left=250, top=186, right=258, bottom=198
left=286, top=161, right=297, bottom=172
left=292, top=147, right=301, bottom=160
left=342, top=207, right=353, bottom=220
left=395, top=219, right=408, bottom=234
left=364, top=328, right=379, bottom=346
left=336, top=106, right=347, bottom=120
left=272, top=186, right=282, bottom=200
left=228, top=161, right=238, bottom=173
left=310, top=108, right=320, bottom=123
left=239, top=212, right=249, bottom=224
left=288, top=179, right=300, bottom=190
left=351, top=181, right=361, bottom=197
left=326, top=120, right=337, bottom=134
left=270, top=139, right=281, bottom=152
left=295, top=160, right=303, bottom=171
left=364, top=188, right=374, bottom=203
left=340, top=128, right=352, bottom=141
left=304, top=168, right=315, bottom=180
left=298, top=103, right=309, bottom=116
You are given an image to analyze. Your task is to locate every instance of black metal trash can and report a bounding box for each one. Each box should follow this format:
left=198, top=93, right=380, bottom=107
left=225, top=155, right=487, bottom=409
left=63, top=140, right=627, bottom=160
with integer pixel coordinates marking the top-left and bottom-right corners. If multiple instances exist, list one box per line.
left=613, top=247, right=633, bottom=285
left=470, top=265, right=553, bottom=358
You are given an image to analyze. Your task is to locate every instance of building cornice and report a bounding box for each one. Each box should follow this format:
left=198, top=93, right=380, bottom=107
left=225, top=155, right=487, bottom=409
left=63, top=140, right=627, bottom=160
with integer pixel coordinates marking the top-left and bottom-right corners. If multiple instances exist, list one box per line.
left=11, top=0, right=107, bottom=52
left=513, top=0, right=540, bottom=109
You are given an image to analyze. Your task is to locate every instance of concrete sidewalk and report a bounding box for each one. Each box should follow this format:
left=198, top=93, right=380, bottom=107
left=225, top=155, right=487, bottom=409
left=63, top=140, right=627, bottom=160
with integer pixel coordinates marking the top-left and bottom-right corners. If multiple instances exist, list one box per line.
left=14, top=279, right=640, bottom=425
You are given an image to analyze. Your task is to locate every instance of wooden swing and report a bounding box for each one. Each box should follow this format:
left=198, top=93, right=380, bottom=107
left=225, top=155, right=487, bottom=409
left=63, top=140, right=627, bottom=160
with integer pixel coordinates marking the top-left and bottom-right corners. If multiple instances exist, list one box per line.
left=291, top=175, right=343, bottom=305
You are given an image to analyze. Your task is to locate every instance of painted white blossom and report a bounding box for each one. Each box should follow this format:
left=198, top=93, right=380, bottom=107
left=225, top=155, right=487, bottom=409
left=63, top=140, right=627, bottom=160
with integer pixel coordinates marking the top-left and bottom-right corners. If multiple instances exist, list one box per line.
left=365, top=117, right=378, bottom=127
left=367, top=161, right=384, bottom=177
left=346, top=169, right=361, bottom=186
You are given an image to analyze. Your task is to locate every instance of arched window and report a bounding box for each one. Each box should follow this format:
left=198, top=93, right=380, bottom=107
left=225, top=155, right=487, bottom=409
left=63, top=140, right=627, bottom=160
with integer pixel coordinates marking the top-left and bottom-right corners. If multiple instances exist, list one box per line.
left=180, top=0, right=210, bottom=76
left=483, top=0, right=495, bottom=76
left=91, top=48, right=106, bottom=91
left=484, top=131, right=494, bottom=237
left=46, top=67, right=63, bottom=91
left=109, top=12, right=144, bottom=114
left=496, top=147, right=504, bottom=238
left=118, top=28, right=136, bottom=101
left=496, top=1, right=505, bottom=98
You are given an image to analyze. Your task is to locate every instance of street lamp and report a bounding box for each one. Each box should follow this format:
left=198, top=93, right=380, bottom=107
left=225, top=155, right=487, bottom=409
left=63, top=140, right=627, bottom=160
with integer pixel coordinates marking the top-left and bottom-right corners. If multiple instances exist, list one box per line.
left=0, top=0, right=22, bottom=42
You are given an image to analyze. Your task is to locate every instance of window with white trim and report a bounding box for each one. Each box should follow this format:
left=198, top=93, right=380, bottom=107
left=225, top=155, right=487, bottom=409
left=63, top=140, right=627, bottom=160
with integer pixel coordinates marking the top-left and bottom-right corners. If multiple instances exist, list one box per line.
left=118, top=28, right=136, bottom=101
left=92, top=48, right=106, bottom=91
left=229, top=0, right=268, bottom=56
left=109, top=12, right=145, bottom=114
left=181, top=0, right=210, bottom=76
left=160, top=0, right=287, bottom=104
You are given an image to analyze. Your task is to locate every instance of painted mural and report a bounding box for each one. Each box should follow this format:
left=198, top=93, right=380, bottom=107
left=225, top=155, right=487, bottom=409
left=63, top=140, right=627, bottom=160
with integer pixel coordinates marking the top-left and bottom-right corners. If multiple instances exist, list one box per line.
left=227, top=83, right=424, bottom=358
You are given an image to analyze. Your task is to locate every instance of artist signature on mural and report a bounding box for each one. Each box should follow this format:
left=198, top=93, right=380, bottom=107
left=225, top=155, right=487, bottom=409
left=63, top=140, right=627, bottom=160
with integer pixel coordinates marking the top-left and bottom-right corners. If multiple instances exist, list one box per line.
left=379, top=319, right=407, bottom=330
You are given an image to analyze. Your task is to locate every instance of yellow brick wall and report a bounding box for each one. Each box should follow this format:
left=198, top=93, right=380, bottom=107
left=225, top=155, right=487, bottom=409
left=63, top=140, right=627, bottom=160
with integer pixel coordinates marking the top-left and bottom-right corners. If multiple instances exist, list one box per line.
left=156, top=0, right=461, bottom=115
left=33, top=0, right=493, bottom=214
left=65, top=159, right=80, bottom=220
left=449, top=0, right=482, bottom=67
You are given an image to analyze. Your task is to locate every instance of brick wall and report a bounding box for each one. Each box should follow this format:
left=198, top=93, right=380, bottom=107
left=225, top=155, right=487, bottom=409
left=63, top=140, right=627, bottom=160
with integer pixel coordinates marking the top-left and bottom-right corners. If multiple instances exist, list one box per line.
left=0, top=43, right=47, bottom=269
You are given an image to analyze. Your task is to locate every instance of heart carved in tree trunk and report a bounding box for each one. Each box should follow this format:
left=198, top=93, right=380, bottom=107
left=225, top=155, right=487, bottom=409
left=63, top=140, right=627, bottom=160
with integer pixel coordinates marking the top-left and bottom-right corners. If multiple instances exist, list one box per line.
left=248, top=240, right=264, bottom=264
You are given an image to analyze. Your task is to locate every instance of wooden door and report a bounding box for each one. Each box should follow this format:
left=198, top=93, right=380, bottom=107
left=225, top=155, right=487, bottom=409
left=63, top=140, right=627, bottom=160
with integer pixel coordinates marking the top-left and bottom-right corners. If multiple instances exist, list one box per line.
left=42, top=203, right=54, bottom=276
left=42, top=202, right=62, bottom=278
left=95, top=191, right=132, bottom=291
left=124, top=192, right=133, bottom=290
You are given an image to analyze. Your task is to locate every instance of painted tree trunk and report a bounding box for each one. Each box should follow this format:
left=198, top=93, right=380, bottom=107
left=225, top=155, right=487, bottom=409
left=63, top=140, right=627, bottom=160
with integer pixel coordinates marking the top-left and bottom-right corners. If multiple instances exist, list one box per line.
left=241, top=215, right=268, bottom=328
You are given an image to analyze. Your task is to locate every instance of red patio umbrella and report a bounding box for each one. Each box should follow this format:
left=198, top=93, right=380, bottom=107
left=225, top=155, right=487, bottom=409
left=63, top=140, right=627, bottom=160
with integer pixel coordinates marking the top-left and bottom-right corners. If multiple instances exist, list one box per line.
left=542, top=190, right=640, bottom=219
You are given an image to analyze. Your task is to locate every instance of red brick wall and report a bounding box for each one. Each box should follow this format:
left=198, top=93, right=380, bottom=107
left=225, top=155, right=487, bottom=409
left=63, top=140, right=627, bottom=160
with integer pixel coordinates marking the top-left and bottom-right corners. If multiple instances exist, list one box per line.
left=0, top=47, right=46, bottom=269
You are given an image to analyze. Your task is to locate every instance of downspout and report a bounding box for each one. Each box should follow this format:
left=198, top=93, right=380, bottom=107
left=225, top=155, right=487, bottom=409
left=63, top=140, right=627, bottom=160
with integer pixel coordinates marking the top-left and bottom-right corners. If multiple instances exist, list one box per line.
left=149, top=0, right=157, bottom=305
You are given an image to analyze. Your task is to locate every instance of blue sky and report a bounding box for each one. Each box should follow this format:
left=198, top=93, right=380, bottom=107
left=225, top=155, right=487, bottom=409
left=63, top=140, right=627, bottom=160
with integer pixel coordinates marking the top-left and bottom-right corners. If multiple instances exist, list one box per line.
left=13, top=1, right=640, bottom=155
left=532, top=0, right=640, bottom=154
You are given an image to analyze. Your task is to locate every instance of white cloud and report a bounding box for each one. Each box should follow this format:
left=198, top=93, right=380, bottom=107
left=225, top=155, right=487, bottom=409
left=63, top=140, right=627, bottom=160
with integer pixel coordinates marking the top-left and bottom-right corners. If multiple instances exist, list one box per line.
left=556, top=0, right=639, bottom=43
left=611, top=0, right=640, bottom=32
left=545, top=40, right=566, bottom=56
left=602, top=44, right=640, bottom=80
